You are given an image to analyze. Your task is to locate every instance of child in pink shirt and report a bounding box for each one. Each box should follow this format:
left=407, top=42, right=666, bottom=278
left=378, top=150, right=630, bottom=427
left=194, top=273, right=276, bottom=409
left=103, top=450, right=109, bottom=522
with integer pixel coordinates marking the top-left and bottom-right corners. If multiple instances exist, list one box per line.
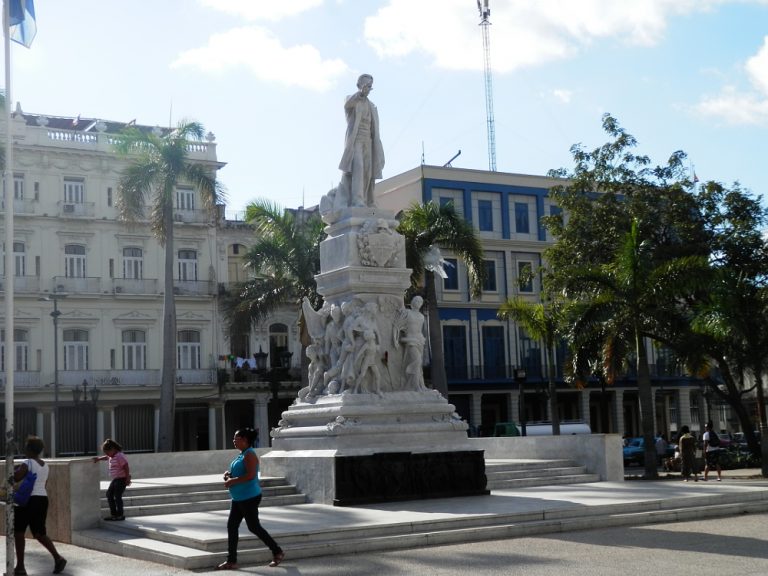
left=92, top=438, right=131, bottom=520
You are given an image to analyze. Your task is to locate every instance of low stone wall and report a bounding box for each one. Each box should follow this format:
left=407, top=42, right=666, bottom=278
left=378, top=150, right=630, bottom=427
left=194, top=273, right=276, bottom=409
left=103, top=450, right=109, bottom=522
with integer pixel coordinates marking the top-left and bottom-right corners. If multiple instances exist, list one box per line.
left=1, top=459, right=98, bottom=543
left=93, top=449, right=261, bottom=480
left=468, top=433, right=624, bottom=481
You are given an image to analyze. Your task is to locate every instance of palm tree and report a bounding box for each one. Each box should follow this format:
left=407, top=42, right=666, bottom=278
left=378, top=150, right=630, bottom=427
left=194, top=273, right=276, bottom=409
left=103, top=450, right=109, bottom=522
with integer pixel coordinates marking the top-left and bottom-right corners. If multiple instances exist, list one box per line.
left=564, top=220, right=708, bottom=478
left=397, top=201, right=485, bottom=397
left=115, top=120, right=223, bottom=452
left=498, top=297, right=563, bottom=434
left=221, top=200, right=324, bottom=381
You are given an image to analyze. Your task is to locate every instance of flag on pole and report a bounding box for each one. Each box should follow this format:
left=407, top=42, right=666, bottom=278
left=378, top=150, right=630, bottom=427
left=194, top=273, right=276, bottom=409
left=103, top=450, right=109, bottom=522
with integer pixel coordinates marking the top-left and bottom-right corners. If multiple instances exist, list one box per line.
left=9, top=0, right=37, bottom=48
left=693, top=172, right=699, bottom=183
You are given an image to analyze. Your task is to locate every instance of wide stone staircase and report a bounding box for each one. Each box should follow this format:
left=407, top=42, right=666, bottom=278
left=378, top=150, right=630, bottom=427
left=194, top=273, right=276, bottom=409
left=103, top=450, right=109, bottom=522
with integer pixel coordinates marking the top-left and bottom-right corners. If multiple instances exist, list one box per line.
left=99, top=475, right=306, bottom=519
left=76, top=458, right=606, bottom=568
left=73, top=459, right=768, bottom=570
left=484, top=458, right=600, bottom=489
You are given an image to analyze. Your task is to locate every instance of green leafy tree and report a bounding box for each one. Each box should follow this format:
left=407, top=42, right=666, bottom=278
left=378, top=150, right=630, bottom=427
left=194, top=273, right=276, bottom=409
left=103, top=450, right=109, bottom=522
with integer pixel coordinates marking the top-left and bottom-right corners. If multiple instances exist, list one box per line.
left=545, top=114, right=768, bottom=474
left=221, top=200, right=324, bottom=381
left=498, top=298, right=564, bottom=434
left=564, top=221, right=708, bottom=478
left=397, top=201, right=485, bottom=397
left=115, top=120, right=223, bottom=452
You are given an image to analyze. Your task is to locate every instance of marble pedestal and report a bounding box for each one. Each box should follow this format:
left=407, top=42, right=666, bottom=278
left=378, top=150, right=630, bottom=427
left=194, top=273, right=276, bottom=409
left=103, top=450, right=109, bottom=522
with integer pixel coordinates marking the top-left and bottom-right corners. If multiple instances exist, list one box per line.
left=265, top=207, right=487, bottom=504
left=264, top=391, right=487, bottom=504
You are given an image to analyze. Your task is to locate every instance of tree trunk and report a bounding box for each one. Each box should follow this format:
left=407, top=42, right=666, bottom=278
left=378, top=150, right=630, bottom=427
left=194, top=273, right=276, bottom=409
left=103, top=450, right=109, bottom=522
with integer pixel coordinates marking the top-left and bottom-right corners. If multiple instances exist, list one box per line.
left=425, top=270, right=448, bottom=398
left=158, top=206, right=177, bottom=452
left=546, top=343, right=560, bottom=435
left=755, top=374, right=768, bottom=477
left=636, top=329, right=658, bottom=479
left=714, top=359, right=762, bottom=460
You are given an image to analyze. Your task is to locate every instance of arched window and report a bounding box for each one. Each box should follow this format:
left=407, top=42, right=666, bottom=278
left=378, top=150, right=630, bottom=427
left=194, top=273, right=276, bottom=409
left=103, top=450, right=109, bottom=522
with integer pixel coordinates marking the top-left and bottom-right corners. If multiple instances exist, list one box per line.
left=63, top=328, right=89, bottom=370
left=0, top=328, right=29, bottom=371
left=177, top=329, right=201, bottom=369
left=122, top=330, right=147, bottom=370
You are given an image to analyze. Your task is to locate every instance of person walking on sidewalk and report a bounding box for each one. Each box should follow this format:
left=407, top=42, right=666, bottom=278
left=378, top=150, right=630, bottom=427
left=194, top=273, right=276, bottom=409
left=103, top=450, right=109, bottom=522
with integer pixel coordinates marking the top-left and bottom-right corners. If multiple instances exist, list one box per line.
left=678, top=425, right=699, bottom=482
left=703, top=421, right=723, bottom=481
left=92, top=438, right=131, bottom=520
left=216, top=428, right=284, bottom=570
left=12, top=436, right=68, bottom=575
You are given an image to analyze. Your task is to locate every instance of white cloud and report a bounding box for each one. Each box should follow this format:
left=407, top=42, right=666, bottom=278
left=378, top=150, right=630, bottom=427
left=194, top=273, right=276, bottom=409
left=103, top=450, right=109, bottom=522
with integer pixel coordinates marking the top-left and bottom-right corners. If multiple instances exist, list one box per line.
left=198, top=0, right=324, bottom=22
left=551, top=89, right=573, bottom=104
left=364, top=0, right=713, bottom=73
left=746, top=36, right=768, bottom=95
left=695, top=36, right=768, bottom=125
left=171, top=27, right=348, bottom=92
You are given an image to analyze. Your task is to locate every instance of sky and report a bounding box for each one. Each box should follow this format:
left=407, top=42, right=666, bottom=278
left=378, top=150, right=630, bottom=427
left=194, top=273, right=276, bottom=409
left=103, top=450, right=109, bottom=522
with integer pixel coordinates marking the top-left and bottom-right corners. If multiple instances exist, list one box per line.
left=5, top=0, right=768, bottom=217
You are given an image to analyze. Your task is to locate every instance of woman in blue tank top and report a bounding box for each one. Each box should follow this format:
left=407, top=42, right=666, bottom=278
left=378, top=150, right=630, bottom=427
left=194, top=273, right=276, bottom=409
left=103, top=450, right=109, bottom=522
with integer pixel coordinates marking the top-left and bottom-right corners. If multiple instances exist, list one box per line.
left=216, top=428, right=284, bottom=570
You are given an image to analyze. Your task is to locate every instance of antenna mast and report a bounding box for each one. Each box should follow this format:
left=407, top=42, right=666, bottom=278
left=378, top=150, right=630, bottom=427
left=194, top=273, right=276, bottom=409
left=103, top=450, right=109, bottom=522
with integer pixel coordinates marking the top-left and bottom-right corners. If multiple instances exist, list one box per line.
left=478, top=0, right=496, bottom=171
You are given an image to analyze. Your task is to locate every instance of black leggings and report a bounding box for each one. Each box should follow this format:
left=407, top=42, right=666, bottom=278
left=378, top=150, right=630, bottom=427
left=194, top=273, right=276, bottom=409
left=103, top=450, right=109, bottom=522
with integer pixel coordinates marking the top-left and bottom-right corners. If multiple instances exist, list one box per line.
left=226, top=495, right=281, bottom=563
left=107, top=477, right=128, bottom=517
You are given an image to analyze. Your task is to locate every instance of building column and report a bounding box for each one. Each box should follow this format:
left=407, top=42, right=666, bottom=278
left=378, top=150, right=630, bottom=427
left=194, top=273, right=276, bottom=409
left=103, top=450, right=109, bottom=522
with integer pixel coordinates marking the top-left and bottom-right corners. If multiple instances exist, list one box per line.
left=508, top=391, right=519, bottom=427
left=154, top=407, right=160, bottom=452
left=678, top=387, right=692, bottom=435
left=254, top=393, right=270, bottom=447
left=208, top=403, right=219, bottom=450
left=98, top=404, right=116, bottom=442
left=613, top=389, right=625, bottom=437
left=471, top=393, right=483, bottom=435
left=38, top=409, right=50, bottom=456
left=579, top=389, right=591, bottom=424
left=96, top=407, right=105, bottom=449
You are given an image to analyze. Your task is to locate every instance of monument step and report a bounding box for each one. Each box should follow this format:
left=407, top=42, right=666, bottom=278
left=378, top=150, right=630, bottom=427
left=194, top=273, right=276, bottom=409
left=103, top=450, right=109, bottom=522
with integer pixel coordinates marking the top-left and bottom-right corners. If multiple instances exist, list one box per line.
left=488, top=473, right=602, bottom=489
left=99, top=476, right=306, bottom=518
left=484, top=458, right=575, bottom=471
left=101, top=483, right=298, bottom=508
left=100, top=493, right=308, bottom=518
left=486, top=465, right=588, bottom=480
left=74, top=490, right=768, bottom=570
left=101, top=475, right=286, bottom=497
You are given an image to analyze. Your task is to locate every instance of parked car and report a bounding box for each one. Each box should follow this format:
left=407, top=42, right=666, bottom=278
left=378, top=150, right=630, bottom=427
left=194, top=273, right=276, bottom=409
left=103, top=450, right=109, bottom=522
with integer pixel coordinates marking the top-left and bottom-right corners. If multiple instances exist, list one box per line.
left=623, top=436, right=675, bottom=466
left=623, top=437, right=645, bottom=466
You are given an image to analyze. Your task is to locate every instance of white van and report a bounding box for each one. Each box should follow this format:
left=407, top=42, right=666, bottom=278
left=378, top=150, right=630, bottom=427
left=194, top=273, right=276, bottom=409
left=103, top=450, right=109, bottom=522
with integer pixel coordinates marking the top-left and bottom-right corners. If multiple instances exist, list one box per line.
left=521, top=421, right=591, bottom=436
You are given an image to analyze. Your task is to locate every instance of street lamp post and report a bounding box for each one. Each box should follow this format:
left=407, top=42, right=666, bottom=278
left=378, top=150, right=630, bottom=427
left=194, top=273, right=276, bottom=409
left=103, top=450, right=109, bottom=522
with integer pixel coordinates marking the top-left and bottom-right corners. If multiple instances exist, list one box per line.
left=72, top=379, right=100, bottom=455
left=38, top=293, right=67, bottom=457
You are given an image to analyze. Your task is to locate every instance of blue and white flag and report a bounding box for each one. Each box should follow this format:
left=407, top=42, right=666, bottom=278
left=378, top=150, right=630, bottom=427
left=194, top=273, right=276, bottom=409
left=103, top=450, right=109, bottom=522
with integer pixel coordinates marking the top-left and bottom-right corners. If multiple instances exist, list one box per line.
left=9, top=0, right=37, bottom=48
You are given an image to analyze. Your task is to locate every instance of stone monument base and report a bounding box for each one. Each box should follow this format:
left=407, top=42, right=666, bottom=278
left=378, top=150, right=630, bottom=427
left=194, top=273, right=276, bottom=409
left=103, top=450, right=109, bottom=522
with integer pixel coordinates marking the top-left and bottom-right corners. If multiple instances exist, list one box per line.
left=264, top=391, right=488, bottom=504
left=261, top=449, right=488, bottom=506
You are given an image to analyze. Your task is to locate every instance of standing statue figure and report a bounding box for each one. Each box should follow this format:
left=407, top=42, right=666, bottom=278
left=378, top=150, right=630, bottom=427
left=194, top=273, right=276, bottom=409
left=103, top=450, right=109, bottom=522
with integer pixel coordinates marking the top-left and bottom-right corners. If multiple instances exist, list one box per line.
left=339, top=74, right=385, bottom=208
left=393, top=296, right=428, bottom=391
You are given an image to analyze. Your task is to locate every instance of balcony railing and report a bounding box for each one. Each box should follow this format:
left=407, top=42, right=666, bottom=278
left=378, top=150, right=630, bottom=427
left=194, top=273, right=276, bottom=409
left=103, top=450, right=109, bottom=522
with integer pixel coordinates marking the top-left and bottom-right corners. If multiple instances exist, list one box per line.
left=444, top=362, right=692, bottom=384
left=58, top=201, right=95, bottom=218
left=57, top=369, right=217, bottom=387
left=0, top=371, right=41, bottom=388
left=113, top=278, right=159, bottom=295
left=173, top=209, right=214, bottom=224
left=0, top=275, right=40, bottom=293
left=173, top=280, right=215, bottom=296
left=52, top=276, right=102, bottom=294
left=0, top=198, right=36, bottom=214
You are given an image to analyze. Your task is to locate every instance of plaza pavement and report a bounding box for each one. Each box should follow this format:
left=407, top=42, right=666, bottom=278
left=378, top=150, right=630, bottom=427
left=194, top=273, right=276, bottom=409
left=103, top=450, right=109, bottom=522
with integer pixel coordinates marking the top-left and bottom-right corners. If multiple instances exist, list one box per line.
left=3, top=468, right=766, bottom=575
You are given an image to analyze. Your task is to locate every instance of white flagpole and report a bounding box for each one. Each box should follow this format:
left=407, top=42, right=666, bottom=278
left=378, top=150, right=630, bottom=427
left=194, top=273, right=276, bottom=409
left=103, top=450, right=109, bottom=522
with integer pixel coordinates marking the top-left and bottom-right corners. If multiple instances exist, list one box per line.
left=3, top=1, right=17, bottom=573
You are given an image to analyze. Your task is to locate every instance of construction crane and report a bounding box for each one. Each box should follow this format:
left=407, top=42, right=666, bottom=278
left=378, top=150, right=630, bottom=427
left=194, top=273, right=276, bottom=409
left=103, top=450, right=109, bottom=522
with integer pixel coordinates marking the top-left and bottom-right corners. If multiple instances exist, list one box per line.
left=477, top=0, right=496, bottom=171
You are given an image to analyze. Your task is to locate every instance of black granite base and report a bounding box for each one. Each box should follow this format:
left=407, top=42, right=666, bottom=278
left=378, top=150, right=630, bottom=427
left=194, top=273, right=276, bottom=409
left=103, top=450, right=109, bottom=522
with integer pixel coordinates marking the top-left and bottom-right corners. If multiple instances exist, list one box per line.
left=333, top=450, right=488, bottom=506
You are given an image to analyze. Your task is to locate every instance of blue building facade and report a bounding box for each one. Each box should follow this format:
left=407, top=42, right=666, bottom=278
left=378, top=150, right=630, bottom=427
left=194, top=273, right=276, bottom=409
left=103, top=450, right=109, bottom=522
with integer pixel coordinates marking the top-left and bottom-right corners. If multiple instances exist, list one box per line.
left=376, top=165, right=720, bottom=440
